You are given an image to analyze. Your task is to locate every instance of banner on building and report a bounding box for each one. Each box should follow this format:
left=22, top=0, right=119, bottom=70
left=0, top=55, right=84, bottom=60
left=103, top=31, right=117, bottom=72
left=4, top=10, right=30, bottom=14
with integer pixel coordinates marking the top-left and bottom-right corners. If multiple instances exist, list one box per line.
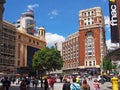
left=109, top=0, right=119, bottom=43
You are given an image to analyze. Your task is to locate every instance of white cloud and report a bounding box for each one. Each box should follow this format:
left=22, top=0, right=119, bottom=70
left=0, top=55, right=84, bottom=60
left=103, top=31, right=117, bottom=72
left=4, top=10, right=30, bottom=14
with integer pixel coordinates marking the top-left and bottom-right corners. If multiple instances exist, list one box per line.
left=46, top=32, right=65, bottom=47
left=106, top=39, right=119, bottom=50
left=27, top=4, right=39, bottom=11
left=48, top=9, right=59, bottom=19
left=104, top=16, right=110, bottom=28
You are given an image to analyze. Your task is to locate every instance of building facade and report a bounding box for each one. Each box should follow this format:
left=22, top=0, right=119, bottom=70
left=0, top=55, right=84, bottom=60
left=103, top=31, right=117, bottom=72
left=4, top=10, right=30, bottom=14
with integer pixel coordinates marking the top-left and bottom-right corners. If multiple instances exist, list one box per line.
left=15, top=10, right=46, bottom=73
left=62, top=7, right=107, bottom=75
left=0, top=20, right=16, bottom=72
left=0, top=0, right=6, bottom=72
left=62, top=32, right=79, bottom=74
left=54, top=42, right=63, bottom=56
left=15, top=27, right=46, bottom=69
left=0, top=9, right=46, bottom=74
left=78, top=7, right=106, bottom=74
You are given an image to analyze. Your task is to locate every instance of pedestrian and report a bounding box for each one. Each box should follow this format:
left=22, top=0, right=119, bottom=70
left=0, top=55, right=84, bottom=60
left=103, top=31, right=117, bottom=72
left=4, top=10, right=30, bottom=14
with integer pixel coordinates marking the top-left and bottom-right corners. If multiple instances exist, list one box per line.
left=20, top=78, right=27, bottom=90
left=34, top=77, right=39, bottom=89
left=49, top=77, right=55, bottom=90
left=93, top=79, right=100, bottom=90
left=25, top=77, right=31, bottom=89
left=44, top=78, right=49, bottom=90
left=62, top=78, right=71, bottom=90
left=2, top=76, right=11, bottom=90
left=60, top=76, right=63, bottom=83
left=70, top=77, right=81, bottom=90
left=78, top=76, right=82, bottom=86
left=81, top=79, right=90, bottom=90
left=41, top=78, right=43, bottom=88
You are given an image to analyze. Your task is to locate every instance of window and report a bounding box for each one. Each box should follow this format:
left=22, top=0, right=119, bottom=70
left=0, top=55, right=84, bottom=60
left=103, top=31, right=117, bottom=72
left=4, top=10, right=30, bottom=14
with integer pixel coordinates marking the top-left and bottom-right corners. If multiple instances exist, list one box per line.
left=84, top=12, right=86, bottom=16
left=88, top=12, right=90, bottom=16
left=88, top=52, right=92, bottom=55
left=93, top=61, right=95, bottom=66
left=91, top=11, right=94, bottom=15
left=89, top=61, right=92, bottom=66
left=29, top=39, right=31, bottom=42
left=88, top=22, right=90, bottom=25
left=86, top=61, right=87, bottom=66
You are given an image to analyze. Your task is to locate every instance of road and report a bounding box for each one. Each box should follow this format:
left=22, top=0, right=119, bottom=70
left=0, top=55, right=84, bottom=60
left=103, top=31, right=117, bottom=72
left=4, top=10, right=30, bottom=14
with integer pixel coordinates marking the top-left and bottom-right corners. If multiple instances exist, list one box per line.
left=8, top=78, right=115, bottom=90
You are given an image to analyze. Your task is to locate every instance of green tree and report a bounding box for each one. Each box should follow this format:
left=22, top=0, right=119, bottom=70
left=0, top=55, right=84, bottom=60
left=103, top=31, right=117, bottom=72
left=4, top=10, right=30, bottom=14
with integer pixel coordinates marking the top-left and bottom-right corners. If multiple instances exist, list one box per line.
left=32, top=46, right=63, bottom=73
left=101, top=57, right=117, bottom=73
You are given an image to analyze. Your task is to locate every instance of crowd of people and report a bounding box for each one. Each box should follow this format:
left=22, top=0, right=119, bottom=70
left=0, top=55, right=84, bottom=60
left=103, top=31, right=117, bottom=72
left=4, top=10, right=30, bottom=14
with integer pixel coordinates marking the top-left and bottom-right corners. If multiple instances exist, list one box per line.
left=0, top=74, right=102, bottom=90
left=0, top=75, right=56, bottom=90
left=62, top=75, right=100, bottom=90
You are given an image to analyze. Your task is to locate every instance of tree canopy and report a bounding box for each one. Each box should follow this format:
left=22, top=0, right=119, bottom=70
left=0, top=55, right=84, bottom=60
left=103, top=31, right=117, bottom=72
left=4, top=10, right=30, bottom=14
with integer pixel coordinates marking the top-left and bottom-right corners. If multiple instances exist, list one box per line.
left=32, top=46, right=63, bottom=72
left=101, top=57, right=116, bottom=72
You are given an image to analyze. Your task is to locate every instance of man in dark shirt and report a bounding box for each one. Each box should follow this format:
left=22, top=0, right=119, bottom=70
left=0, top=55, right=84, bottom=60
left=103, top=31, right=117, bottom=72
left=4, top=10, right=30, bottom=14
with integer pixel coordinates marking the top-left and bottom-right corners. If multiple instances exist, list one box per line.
left=2, top=76, right=11, bottom=90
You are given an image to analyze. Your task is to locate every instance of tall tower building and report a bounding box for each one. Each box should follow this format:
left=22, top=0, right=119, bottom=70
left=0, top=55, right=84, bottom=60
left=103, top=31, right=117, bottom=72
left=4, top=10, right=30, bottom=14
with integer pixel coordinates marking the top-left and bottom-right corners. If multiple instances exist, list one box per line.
left=78, top=7, right=106, bottom=74
left=16, top=10, right=35, bottom=35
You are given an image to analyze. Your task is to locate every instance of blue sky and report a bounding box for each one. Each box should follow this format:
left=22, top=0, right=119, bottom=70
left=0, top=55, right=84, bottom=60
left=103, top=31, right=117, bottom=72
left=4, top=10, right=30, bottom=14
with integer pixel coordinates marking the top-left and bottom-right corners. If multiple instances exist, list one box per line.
left=3, top=0, right=115, bottom=48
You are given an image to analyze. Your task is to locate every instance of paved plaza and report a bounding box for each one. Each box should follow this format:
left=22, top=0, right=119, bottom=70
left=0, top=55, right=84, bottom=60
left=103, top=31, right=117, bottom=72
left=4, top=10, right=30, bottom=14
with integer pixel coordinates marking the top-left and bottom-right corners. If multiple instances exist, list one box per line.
left=8, top=78, right=115, bottom=90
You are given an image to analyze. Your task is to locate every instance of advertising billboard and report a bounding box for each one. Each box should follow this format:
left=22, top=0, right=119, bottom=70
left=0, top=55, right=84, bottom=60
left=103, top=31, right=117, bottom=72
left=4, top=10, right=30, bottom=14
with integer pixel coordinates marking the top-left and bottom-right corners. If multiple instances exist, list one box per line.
left=109, top=0, right=119, bottom=43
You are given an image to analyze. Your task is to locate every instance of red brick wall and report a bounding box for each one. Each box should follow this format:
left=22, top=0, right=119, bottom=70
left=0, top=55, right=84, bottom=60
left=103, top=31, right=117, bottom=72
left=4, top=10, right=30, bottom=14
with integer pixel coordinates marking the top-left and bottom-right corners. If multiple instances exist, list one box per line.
left=78, top=27, right=101, bottom=66
left=78, top=30, right=86, bottom=66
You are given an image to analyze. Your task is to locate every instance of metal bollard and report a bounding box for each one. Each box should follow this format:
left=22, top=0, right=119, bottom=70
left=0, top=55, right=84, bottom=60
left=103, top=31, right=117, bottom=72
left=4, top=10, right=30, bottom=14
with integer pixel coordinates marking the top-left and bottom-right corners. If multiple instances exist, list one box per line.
left=112, top=77, right=118, bottom=90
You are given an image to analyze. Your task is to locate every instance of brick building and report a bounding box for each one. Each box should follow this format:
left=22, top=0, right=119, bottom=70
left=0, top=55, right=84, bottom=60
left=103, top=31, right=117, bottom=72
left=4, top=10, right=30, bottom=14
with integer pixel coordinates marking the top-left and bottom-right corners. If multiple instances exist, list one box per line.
left=62, top=7, right=107, bottom=75
left=78, top=7, right=106, bottom=75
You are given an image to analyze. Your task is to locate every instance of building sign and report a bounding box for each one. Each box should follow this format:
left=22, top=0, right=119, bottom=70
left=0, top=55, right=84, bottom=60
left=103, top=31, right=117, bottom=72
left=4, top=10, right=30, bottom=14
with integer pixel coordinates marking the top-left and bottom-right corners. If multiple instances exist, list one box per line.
left=109, top=0, right=119, bottom=43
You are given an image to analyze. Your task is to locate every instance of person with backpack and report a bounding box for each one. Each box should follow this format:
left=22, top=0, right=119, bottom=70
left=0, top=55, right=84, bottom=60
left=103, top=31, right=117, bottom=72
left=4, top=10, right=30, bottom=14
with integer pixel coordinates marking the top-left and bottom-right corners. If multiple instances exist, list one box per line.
left=81, top=79, right=90, bottom=90
left=70, top=77, right=81, bottom=90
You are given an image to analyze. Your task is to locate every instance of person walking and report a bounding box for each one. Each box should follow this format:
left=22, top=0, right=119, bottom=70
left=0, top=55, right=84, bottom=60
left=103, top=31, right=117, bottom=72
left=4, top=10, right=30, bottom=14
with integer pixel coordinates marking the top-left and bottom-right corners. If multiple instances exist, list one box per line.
left=93, top=79, right=100, bottom=90
left=34, top=77, right=39, bottom=89
left=20, top=78, right=27, bottom=90
left=49, top=77, right=55, bottom=90
left=44, top=78, right=49, bottom=90
left=81, top=79, right=90, bottom=90
left=70, top=77, right=81, bottom=90
left=2, top=76, right=11, bottom=90
left=62, top=78, right=71, bottom=90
